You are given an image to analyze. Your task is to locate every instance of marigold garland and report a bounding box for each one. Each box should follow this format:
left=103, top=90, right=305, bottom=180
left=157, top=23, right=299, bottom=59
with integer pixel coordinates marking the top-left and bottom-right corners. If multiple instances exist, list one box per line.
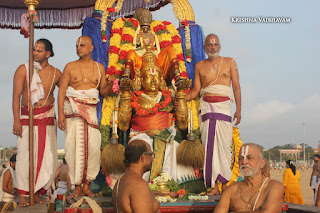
left=228, top=127, right=243, bottom=186
left=101, top=17, right=137, bottom=126
left=131, top=90, right=172, bottom=116
left=187, top=98, right=199, bottom=130
left=101, top=96, right=117, bottom=126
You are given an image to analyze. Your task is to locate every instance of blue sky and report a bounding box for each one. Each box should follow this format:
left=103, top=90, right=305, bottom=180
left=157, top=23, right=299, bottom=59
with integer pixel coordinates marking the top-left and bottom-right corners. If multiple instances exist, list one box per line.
left=0, top=0, right=319, bottom=150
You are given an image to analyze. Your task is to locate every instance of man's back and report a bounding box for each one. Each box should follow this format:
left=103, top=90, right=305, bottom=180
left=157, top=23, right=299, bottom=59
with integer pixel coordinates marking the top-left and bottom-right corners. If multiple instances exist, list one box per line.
left=112, top=172, right=159, bottom=213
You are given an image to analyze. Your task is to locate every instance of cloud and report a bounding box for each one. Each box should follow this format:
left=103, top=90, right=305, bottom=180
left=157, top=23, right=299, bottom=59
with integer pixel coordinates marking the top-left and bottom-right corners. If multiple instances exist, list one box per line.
left=245, top=100, right=294, bottom=125
left=240, top=94, right=320, bottom=149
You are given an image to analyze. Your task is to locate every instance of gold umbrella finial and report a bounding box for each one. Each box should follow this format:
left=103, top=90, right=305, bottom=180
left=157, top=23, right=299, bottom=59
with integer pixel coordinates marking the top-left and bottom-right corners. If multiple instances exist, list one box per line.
left=24, top=0, right=39, bottom=11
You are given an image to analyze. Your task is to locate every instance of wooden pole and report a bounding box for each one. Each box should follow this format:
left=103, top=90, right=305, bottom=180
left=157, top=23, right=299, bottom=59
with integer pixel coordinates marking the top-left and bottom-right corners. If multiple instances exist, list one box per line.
left=28, top=15, right=35, bottom=206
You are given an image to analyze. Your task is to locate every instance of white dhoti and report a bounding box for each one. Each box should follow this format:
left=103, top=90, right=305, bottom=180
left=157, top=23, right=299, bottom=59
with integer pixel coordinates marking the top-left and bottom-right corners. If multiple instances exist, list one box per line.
left=64, top=87, right=101, bottom=185
left=314, top=175, right=320, bottom=205
left=0, top=167, right=18, bottom=202
left=16, top=104, right=57, bottom=196
left=200, top=85, right=234, bottom=188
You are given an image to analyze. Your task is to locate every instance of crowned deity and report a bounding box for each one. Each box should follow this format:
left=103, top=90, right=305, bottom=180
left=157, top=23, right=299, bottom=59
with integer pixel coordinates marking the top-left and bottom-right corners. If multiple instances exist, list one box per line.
left=118, top=9, right=194, bottom=182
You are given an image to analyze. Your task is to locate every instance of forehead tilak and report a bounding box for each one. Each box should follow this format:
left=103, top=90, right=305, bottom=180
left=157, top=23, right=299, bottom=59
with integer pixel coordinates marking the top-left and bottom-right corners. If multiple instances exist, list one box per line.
left=77, top=37, right=82, bottom=46
left=240, top=145, right=250, bottom=160
left=34, top=42, right=41, bottom=50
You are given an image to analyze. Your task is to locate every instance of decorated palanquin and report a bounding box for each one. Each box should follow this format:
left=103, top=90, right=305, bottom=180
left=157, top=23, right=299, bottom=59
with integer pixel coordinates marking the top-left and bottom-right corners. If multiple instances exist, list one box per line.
left=81, top=0, right=242, bottom=189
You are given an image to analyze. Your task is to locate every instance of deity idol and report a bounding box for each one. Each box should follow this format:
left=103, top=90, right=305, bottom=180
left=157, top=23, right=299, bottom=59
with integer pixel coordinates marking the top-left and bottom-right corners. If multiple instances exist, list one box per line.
left=117, top=8, right=196, bottom=181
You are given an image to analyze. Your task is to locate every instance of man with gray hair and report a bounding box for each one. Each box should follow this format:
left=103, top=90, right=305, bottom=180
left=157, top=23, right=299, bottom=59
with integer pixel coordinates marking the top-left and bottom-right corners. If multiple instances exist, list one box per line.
left=186, top=33, right=241, bottom=194
left=214, top=143, right=284, bottom=213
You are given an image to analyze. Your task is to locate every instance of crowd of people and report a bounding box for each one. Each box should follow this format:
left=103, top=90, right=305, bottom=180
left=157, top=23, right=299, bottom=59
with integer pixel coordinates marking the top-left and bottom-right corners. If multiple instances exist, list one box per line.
left=6, top=13, right=320, bottom=212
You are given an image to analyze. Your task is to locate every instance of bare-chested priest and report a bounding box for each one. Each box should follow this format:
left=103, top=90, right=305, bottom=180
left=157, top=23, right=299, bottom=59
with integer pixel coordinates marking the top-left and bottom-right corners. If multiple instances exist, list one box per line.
left=214, top=143, right=284, bottom=213
left=112, top=140, right=159, bottom=213
left=12, top=38, right=62, bottom=206
left=185, top=33, right=241, bottom=194
left=58, top=35, right=114, bottom=197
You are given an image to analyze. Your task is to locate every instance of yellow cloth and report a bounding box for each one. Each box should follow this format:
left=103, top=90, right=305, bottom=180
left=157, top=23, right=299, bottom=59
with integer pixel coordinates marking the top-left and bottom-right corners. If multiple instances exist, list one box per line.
left=283, top=168, right=304, bottom=204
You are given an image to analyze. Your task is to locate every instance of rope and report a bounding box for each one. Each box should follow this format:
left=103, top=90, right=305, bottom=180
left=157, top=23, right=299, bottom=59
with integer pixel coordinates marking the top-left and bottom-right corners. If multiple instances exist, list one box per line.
left=70, top=196, right=102, bottom=213
left=0, top=201, right=17, bottom=213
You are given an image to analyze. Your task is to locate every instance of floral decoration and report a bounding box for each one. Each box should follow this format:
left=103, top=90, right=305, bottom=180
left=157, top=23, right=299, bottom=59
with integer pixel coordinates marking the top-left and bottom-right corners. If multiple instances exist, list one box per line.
left=131, top=90, right=172, bottom=116
left=101, top=17, right=137, bottom=126
left=187, top=98, right=199, bottom=130
left=150, top=20, right=188, bottom=78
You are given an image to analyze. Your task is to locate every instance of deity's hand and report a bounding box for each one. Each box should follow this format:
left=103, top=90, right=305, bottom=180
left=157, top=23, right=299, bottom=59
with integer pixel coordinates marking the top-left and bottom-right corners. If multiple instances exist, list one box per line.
left=176, top=77, right=192, bottom=91
left=119, top=77, right=132, bottom=91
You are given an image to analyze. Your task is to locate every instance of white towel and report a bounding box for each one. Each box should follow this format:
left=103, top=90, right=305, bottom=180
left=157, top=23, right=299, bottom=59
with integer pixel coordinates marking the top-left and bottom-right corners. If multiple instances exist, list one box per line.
left=25, top=61, right=44, bottom=106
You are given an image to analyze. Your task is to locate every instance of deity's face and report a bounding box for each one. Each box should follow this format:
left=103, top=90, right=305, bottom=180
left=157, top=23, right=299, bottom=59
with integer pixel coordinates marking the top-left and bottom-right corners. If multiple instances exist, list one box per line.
left=33, top=41, right=50, bottom=63
left=141, top=68, right=161, bottom=92
left=141, top=25, right=150, bottom=33
left=204, top=35, right=221, bottom=59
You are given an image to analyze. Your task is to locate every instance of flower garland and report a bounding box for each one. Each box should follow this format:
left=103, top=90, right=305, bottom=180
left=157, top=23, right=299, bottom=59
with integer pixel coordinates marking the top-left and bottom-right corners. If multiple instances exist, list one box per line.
left=100, top=18, right=138, bottom=126
left=150, top=20, right=188, bottom=78
left=100, top=0, right=124, bottom=42
left=181, top=19, right=192, bottom=62
left=152, top=172, right=172, bottom=184
left=100, top=96, right=116, bottom=126
left=228, top=127, right=243, bottom=186
left=217, top=127, right=242, bottom=191
left=131, top=90, right=172, bottom=116
left=187, top=98, right=199, bottom=130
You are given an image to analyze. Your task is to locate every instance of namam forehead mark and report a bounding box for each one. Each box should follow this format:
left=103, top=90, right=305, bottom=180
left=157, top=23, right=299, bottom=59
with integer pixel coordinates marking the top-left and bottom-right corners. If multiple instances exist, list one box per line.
left=149, top=68, right=156, bottom=75
left=240, top=145, right=250, bottom=162
left=205, top=35, right=220, bottom=45
left=34, top=42, right=44, bottom=51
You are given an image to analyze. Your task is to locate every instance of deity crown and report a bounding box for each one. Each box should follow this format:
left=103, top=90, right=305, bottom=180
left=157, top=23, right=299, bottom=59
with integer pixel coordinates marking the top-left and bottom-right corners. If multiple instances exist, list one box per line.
left=134, top=8, right=152, bottom=26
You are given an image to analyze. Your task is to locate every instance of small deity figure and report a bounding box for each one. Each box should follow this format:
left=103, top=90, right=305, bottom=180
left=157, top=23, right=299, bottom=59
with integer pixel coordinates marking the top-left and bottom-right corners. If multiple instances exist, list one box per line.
left=122, top=8, right=181, bottom=84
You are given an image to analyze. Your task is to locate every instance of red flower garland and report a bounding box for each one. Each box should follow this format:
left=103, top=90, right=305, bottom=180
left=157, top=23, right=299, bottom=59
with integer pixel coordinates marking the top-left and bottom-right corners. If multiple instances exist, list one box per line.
left=172, top=35, right=182, bottom=44
left=162, top=21, right=172, bottom=26
left=119, top=50, right=128, bottom=60
left=121, top=34, right=134, bottom=43
left=131, top=90, right=172, bottom=116
left=153, top=25, right=167, bottom=33
left=109, top=45, right=120, bottom=54
left=107, top=66, right=116, bottom=75
left=111, top=28, right=123, bottom=36
left=128, top=18, right=139, bottom=28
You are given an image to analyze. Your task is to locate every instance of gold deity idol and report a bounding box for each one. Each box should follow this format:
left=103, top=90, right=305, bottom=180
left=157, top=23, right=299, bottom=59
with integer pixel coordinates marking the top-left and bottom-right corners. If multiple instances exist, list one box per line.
left=119, top=45, right=190, bottom=131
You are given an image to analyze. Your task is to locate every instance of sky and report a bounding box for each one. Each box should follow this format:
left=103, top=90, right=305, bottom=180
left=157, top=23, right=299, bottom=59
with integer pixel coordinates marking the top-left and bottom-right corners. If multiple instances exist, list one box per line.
left=0, top=0, right=319, bottom=150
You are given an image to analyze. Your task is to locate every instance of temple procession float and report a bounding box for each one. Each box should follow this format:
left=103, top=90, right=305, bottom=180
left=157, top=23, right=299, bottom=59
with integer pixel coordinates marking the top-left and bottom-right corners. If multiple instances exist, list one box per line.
left=83, top=0, right=243, bottom=203
left=70, top=0, right=244, bottom=211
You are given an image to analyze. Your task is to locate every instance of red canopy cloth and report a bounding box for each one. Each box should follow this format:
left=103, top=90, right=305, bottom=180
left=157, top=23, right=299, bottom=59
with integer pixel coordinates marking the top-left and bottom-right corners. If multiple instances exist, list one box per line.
left=0, top=0, right=168, bottom=29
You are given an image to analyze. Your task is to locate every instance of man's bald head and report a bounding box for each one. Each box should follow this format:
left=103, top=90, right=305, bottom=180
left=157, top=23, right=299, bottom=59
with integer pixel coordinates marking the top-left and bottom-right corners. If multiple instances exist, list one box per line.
left=76, top=36, right=93, bottom=58
left=124, top=140, right=150, bottom=168
left=204, top=33, right=220, bottom=45
left=204, top=33, right=221, bottom=59
left=239, top=143, right=265, bottom=177
left=240, top=143, right=264, bottom=160
left=77, top=36, right=93, bottom=46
